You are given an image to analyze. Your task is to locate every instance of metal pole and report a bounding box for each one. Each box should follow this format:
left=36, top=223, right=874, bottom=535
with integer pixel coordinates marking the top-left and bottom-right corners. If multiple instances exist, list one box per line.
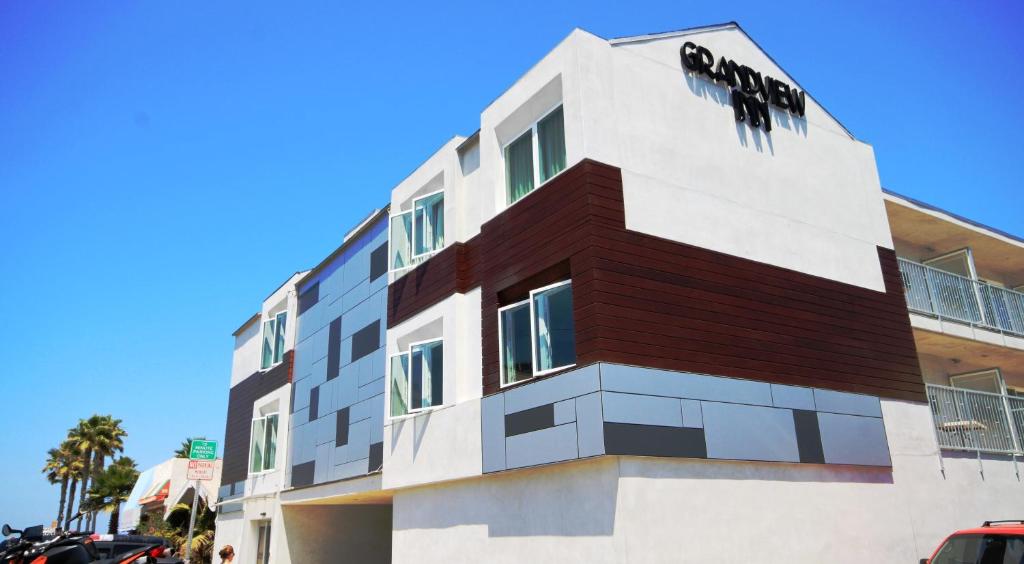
left=185, top=480, right=199, bottom=564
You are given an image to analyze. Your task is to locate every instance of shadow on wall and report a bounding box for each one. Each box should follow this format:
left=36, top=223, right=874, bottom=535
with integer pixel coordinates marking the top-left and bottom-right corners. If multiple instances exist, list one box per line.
left=388, top=410, right=435, bottom=460
left=682, top=69, right=810, bottom=154
left=392, top=454, right=895, bottom=539
left=282, top=505, right=392, bottom=564
left=616, top=455, right=895, bottom=485
left=392, top=457, right=621, bottom=538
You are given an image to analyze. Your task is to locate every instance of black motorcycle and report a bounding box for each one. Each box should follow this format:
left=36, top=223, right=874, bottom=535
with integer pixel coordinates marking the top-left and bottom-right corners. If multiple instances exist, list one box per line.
left=0, top=522, right=159, bottom=564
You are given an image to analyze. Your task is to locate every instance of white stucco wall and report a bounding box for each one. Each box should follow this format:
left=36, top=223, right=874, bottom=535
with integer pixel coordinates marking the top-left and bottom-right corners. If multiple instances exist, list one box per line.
left=463, top=26, right=893, bottom=292
left=390, top=398, right=1024, bottom=564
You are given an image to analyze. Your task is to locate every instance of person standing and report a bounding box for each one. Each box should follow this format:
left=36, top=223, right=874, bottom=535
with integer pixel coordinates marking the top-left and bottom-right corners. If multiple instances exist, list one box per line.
left=218, top=545, right=235, bottom=563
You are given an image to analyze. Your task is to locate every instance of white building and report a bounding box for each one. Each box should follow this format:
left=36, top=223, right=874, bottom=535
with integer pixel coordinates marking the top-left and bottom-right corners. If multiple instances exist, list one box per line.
left=214, top=22, right=1024, bottom=564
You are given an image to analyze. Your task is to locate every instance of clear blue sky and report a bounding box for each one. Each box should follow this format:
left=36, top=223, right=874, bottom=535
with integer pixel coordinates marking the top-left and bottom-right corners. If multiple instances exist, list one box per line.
left=1, top=0, right=1021, bottom=530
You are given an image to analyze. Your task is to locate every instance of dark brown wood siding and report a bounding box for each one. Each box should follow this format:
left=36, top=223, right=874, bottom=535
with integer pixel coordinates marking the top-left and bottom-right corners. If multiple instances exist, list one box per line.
left=387, top=159, right=924, bottom=402
left=221, top=350, right=293, bottom=485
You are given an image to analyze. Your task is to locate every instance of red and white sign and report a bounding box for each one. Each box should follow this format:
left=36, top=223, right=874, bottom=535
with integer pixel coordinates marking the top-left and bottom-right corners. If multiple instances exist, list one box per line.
left=187, top=459, right=216, bottom=481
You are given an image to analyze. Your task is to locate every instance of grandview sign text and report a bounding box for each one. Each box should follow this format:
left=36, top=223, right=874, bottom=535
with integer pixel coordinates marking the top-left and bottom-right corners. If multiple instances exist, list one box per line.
left=680, top=42, right=806, bottom=132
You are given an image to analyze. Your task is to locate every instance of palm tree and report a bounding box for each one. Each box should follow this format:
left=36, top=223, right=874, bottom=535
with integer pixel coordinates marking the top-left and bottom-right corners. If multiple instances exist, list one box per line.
left=41, top=441, right=77, bottom=527
left=63, top=449, right=86, bottom=531
left=166, top=497, right=216, bottom=564
left=83, top=457, right=139, bottom=534
left=173, top=437, right=207, bottom=459
left=87, top=416, right=127, bottom=529
left=68, top=415, right=127, bottom=530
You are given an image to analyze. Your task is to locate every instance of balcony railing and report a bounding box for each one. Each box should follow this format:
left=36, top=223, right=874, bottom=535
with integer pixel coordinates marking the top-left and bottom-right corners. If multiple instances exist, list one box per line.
left=897, top=258, right=1024, bottom=337
left=926, top=384, right=1024, bottom=455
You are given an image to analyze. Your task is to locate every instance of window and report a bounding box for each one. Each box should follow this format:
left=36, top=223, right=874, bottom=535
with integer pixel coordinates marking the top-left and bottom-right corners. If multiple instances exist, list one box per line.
left=504, top=105, right=566, bottom=205
left=261, top=312, right=287, bottom=369
left=390, top=190, right=445, bottom=271
left=389, top=339, right=443, bottom=417
left=248, top=413, right=278, bottom=474
left=930, top=534, right=1024, bottom=564
left=499, top=280, right=575, bottom=386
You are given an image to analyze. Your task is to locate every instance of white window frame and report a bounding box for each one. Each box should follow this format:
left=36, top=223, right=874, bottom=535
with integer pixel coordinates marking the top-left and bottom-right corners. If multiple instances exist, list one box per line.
left=950, top=368, right=1006, bottom=395
left=260, top=312, right=288, bottom=370
left=499, top=279, right=575, bottom=387
left=388, top=210, right=414, bottom=274
left=410, top=188, right=446, bottom=260
left=248, top=412, right=279, bottom=475
left=501, top=103, right=567, bottom=208
left=388, top=338, right=445, bottom=419
left=388, top=188, right=447, bottom=273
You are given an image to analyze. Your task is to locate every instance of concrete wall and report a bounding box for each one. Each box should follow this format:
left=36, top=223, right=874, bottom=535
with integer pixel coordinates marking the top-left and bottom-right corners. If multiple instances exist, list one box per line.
left=392, top=398, right=1024, bottom=564
left=281, top=505, right=391, bottom=564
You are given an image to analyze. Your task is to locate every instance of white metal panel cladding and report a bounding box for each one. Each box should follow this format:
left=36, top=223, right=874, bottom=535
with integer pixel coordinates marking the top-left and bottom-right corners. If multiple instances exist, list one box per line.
left=481, top=363, right=892, bottom=472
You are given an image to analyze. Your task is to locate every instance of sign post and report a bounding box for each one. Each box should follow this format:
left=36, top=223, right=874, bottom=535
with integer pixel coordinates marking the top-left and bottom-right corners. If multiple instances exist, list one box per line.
left=184, top=439, right=217, bottom=564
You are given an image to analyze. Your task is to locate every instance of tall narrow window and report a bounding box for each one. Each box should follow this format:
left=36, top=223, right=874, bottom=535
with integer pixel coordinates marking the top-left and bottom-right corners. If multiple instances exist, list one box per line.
left=413, top=191, right=445, bottom=257
left=504, top=104, right=566, bottom=205
left=538, top=106, right=566, bottom=183
left=249, top=413, right=279, bottom=474
left=272, top=312, right=286, bottom=364
left=249, top=417, right=266, bottom=473
left=261, top=319, right=275, bottom=369
left=500, top=280, right=575, bottom=386
left=389, top=339, right=444, bottom=417
left=261, top=314, right=287, bottom=369
left=411, top=340, right=443, bottom=411
left=532, top=281, right=575, bottom=374
left=390, top=211, right=413, bottom=271
left=499, top=301, right=534, bottom=385
left=390, top=354, right=410, bottom=417
left=505, top=131, right=534, bottom=204
left=255, top=522, right=271, bottom=564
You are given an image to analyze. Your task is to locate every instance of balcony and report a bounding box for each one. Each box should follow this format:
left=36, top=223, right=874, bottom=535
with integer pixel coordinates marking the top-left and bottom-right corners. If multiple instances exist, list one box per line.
left=927, top=384, right=1024, bottom=455
left=897, top=258, right=1024, bottom=338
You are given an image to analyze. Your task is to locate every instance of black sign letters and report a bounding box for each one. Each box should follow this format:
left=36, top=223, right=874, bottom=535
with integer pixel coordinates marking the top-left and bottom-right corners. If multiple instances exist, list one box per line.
left=680, top=42, right=806, bottom=132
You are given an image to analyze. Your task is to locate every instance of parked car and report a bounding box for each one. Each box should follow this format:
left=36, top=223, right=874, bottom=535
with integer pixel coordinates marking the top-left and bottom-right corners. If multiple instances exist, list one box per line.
left=922, top=520, right=1024, bottom=564
left=89, top=535, right=182, bottom=564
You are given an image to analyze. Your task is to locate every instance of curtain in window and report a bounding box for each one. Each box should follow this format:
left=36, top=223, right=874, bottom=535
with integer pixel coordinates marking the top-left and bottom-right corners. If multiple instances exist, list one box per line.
left=533, top=283, right=575, bottom=372
left=263, top=414, right=278, bottom=470
left=390, top=355, right=410, bottom=417
left=249, top=418, right=266, bottom=473
left=501, top=302, right=533, bottom=384
left=390, top=212, right=413, bottom=270
left=261, top=320, right=275, bottom=369
left=505, top=131, right=534, bottom=204
left=414, top=192, right=444, bottom=256
left=273, top=313, right=287, bottom=364
left=538, top=106, right=566, bottom=183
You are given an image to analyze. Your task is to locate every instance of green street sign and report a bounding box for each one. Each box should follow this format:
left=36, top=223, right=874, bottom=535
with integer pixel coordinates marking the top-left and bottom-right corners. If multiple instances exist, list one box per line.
left=188, top=439, right=218, bottom=461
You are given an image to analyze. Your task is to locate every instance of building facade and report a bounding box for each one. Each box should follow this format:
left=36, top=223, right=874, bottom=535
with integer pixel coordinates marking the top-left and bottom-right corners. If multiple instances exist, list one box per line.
left=214, top=22, right=1024, bottom=564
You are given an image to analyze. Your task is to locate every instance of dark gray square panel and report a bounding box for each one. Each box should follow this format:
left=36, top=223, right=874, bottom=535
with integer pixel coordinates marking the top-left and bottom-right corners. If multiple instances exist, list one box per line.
left=292, top=461, right=315, bottom=487
left=370, top=243, right=388, bottom=282
left=336, top=407, right=350, bottom=446
left=792, top=409, right=825, bottom=464
left=298, top=282, right=319, bottom=315
left=351, top=320, right=381, bottom=362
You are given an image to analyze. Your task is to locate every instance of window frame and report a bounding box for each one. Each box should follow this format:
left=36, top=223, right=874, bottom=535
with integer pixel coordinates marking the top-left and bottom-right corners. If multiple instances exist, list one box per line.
left=410, top=188, right=446, bottom=260
left=501, top=103, right=567, bottom=207
left=388, top=209, right=414, bottom=273
left=248, top=412, right=279, bottom=475
left=260, top=312, right=288, bottom=370
left=388, top=338, right=445, bottom=419
left=499, top=279, right=576, bottom=387
left=388, top=188, right=447, bottom=272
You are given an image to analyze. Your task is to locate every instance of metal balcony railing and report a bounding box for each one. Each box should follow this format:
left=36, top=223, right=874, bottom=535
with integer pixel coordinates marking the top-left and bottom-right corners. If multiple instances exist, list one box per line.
left=897, top=258, right=1024, bottom=337
left=926, top=384, right=1024, bottom=455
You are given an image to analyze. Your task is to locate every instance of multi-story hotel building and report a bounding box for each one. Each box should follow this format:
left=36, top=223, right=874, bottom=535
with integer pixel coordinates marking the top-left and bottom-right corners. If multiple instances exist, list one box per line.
left=213, top=22, right=1024, bottom=564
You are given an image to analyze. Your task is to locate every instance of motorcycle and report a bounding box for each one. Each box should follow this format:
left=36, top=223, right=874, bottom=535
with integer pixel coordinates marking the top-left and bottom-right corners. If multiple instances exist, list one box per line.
left=0, top=521, right=160, bottom=564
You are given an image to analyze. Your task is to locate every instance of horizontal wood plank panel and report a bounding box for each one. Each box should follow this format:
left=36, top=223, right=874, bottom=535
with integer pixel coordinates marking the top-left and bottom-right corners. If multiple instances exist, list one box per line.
left=386, top=159, right=924, bottom=402
left=222, top=350, right=293, bottom=485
